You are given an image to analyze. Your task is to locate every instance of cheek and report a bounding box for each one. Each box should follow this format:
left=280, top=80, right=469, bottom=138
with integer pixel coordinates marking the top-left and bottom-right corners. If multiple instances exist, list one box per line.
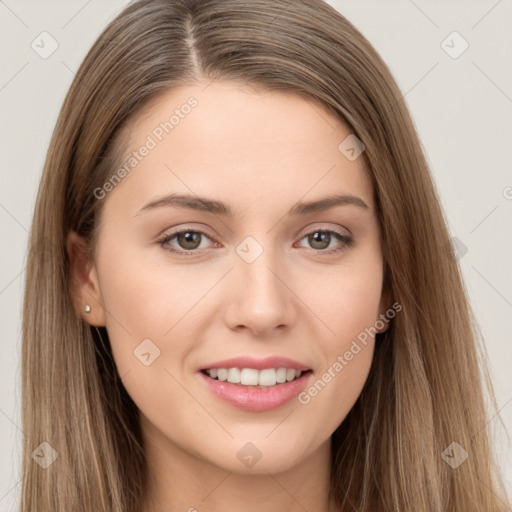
left=296, top=339, right=374, bottom=441
left=96, top=261, right=201, bottom=421
left=95, top=242, right=224, bottom=402
left=97, top=230, right=202, bottom=330
left=296, top=269, right=381, bottom=431
left=292, top=254, right=382, bottom=426
left=297, top=251, right=384, bottom=346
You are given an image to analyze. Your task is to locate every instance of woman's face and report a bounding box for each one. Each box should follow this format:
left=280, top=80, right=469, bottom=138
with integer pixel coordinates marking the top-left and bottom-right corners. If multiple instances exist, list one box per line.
left=73, top=80, right=389, bottom=475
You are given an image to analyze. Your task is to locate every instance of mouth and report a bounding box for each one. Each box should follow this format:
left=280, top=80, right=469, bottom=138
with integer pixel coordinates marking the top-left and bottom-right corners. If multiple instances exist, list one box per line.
left=201, top=368, right=313, bottom=388
left=198, top=367, right=313, bottom=412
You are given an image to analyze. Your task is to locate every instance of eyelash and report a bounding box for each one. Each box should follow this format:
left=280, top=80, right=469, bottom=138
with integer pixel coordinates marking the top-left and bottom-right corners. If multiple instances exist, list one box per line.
left=157, top=227, right=354, bottom=256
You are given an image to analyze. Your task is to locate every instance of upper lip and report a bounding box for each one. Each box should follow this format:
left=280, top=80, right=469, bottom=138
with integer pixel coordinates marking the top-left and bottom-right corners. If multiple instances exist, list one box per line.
left=199, top=356, right=311, bottom=372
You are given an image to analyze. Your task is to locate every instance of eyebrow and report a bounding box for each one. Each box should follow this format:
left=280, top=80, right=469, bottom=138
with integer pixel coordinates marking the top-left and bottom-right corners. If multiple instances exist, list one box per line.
left=134, top=192, right=370, bottom=217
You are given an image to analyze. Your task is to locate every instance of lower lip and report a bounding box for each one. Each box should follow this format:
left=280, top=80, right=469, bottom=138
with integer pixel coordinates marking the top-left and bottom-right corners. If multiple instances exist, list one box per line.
left=198, top=371, right=312, bottom=412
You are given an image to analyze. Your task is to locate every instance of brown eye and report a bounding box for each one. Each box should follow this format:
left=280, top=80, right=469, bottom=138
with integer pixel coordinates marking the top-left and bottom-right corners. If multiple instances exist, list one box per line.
left=297, top=229, right=353, bottom=254
left=307, top=231, right=331, bottom=250
left=176, top=231, right=202, bottom=250
left=158, top=229, right=214, bottom=254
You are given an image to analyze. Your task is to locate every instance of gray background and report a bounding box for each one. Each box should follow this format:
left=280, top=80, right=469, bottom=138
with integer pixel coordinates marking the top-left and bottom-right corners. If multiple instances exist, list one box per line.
left=0, top=0, right=511, bottom=509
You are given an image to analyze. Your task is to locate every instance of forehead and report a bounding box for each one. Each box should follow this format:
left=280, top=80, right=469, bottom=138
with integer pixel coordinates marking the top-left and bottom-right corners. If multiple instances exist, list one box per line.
left=104, top=80, right=374, bottom=218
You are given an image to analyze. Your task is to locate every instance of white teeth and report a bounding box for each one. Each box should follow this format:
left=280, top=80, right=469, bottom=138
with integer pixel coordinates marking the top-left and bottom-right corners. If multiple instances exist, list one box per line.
left=240, top=368, right=259, bottom=385
left=258, top=368, right=276, bottom=386
left=227, top=367, right=241, bottom=383
left=205, top=367, right=305, bottom=386
left=276, top=367, right=287, bottom=383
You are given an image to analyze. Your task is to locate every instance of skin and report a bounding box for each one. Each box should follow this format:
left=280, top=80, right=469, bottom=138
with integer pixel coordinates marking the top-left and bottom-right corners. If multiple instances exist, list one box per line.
left=68, top=79, right=390, bottom=512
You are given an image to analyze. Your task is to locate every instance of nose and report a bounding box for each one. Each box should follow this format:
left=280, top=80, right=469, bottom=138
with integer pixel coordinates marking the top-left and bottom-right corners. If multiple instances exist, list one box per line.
left=224, top=245, right=297, bottom=338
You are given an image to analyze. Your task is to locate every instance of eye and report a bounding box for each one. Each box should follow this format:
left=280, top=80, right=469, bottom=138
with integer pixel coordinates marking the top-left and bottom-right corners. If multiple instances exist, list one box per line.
left=157, top=229, right=216, bottom=254
left=157, top=227, right=353, bottom=256
left=296, top=229, right=353, bottom=254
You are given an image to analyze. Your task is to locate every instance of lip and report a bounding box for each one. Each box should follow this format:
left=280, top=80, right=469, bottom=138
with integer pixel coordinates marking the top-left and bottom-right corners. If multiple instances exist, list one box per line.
left=199, top=355, right=311, bottom=372
left=198, top=370, right=313, bottom=412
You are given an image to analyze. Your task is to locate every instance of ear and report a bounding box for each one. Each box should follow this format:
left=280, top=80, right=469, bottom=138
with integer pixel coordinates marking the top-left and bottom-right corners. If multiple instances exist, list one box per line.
left=67, top=230, right=106, bottom=327
left=376, top=280, right=394, bottom=334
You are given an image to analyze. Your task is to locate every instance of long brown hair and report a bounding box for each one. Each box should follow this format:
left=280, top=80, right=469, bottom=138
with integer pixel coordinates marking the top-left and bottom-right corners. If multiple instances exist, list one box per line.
left=21, top=0, right=510, bottom=510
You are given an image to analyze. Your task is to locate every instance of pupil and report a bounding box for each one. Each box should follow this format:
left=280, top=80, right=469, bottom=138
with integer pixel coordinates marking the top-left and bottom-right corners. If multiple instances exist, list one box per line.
left=179, top=231, right=201, bottom=249
left=310, top=231, right=329, bottom=249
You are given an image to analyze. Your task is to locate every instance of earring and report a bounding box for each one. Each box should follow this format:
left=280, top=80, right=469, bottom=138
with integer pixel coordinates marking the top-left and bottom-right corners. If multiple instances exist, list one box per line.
left=84, top=304, right=91, bottom=313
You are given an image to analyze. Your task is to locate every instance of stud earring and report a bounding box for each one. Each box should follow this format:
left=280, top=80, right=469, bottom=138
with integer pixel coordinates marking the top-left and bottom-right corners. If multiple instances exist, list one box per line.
left=84, top=304, right=91, bottom=313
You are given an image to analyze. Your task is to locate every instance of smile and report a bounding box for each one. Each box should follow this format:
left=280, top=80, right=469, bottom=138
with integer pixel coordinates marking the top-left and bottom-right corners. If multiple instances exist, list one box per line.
left=203, top=367, right=306, bottom=387
left=199, top=368, right=313, bottom=412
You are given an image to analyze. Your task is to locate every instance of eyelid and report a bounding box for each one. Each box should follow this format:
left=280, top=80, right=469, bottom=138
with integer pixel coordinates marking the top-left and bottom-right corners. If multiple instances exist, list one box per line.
left=296, top=222, right=351, bottom=239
